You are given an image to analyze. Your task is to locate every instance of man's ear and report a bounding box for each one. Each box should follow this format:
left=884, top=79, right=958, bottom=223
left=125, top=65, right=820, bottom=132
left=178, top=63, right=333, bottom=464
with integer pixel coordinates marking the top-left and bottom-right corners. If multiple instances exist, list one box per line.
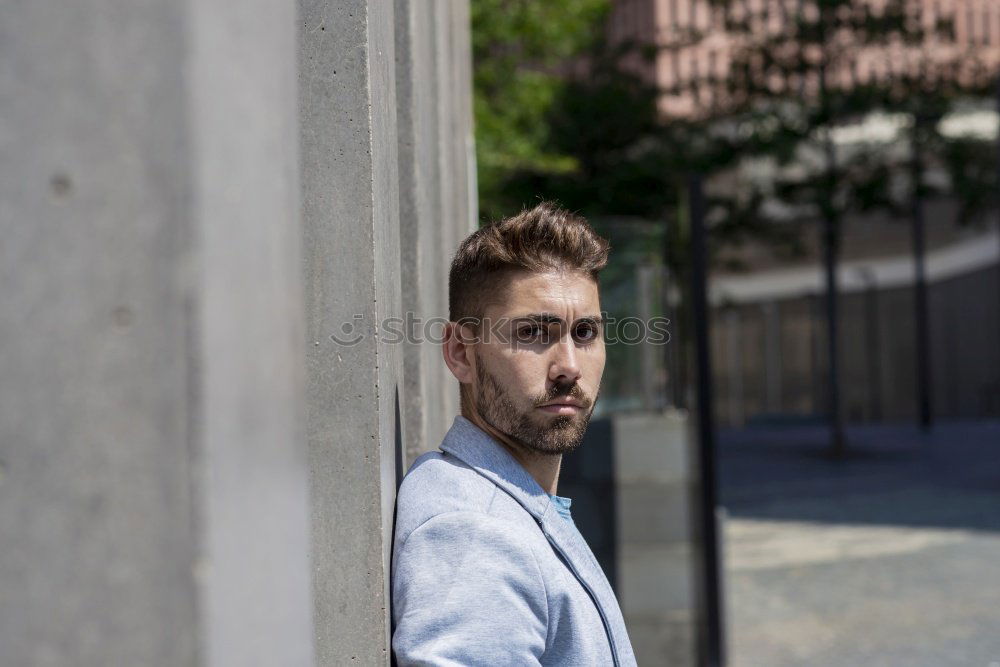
left=442, top=321, right=476, bottom=384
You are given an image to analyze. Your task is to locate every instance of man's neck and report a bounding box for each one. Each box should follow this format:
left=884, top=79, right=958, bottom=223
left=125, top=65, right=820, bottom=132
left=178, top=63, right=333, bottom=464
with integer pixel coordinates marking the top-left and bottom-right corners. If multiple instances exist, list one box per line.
left=463, top=410, right=562, bottom=495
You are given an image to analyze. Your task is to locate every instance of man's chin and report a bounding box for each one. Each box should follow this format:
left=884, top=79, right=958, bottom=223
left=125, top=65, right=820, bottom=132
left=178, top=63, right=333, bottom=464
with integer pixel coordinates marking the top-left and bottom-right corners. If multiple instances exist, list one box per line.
left=529, top=415, right=592, bottom=454
left=531, top=433, right=585, bottom=456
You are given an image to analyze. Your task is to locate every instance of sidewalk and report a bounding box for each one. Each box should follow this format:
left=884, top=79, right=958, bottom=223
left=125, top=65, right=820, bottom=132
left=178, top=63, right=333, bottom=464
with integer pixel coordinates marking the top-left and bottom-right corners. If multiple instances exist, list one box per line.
left=718, top=420, right=1000, bottom=667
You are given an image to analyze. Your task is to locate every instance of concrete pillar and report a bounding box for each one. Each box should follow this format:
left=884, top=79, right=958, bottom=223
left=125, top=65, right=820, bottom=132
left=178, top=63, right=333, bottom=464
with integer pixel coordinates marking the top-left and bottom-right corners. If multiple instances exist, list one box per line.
left=301, top=0, right=477, bottom=658
left=301, top=0, right=475, bottom=660
left=396, top=0, right=438, bottom=463
left=614, top=412, right=699, bottom=666
left=395, top=0, right=476, bottom=464
left=563, top=413, right=704, bottom=665
left=0, top=1, right=313, bottom=665
left=434, top=0, right=477, bottom=444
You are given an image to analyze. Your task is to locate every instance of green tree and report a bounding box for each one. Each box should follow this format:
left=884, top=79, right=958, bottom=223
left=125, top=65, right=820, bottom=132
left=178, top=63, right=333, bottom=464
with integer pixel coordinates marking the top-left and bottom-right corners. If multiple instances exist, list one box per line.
left=471, top=0, right=611, bottom=220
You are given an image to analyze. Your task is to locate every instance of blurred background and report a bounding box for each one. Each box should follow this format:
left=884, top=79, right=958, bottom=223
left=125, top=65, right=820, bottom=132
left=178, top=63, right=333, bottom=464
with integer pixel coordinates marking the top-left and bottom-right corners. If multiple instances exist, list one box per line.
left=470, top=0, right=1000, bottom=665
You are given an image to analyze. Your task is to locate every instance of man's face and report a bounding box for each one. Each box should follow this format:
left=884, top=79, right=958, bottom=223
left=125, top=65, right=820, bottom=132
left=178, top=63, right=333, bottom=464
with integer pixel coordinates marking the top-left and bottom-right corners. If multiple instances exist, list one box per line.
left=467, top=269, right=605, bottom=455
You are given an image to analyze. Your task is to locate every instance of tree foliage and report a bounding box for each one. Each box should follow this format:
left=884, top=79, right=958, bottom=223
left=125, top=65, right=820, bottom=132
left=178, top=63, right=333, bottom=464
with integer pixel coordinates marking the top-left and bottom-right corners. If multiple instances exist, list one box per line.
left=471, top=0, right=611, bottom=220
left=702, top=0, right=997, bottom=231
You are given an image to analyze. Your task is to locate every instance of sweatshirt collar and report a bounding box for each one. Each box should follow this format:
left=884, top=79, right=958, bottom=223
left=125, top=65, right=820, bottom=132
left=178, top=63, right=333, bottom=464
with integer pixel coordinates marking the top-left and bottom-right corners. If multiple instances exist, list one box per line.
left=439, top=415, right=554, bottom=521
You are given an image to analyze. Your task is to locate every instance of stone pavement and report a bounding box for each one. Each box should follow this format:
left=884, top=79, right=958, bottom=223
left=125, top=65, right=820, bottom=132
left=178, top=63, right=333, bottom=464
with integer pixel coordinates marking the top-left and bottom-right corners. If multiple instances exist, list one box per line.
left=718, top=420, right=1000, bottom=667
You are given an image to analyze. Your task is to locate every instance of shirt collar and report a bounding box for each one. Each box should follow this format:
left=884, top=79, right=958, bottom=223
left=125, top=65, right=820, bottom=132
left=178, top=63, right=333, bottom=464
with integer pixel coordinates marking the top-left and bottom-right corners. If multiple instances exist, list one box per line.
left=439, top=415, right=553, bottom=521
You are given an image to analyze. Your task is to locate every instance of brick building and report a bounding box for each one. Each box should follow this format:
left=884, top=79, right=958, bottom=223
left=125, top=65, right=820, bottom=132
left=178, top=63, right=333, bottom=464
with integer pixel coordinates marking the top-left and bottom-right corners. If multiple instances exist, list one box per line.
left=607, top=0, right=1000, bottom=116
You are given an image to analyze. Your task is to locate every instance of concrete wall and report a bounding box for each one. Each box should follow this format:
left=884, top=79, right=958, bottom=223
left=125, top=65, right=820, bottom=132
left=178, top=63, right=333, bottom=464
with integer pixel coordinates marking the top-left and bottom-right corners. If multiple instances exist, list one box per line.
left=395, top=0, right=478, bottom=464
left=300, top=0, right=476, bottom=663
left=299, top=1, right=403, bottom=661
left=0, top=0, right=313, bottom=665
left=2, top=0, right=475, bottom=664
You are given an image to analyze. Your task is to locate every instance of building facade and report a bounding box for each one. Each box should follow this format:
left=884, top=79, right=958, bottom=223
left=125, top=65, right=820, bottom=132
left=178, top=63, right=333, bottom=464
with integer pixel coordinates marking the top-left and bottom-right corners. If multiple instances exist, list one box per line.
left=608, top=0, right=1000, bottom=116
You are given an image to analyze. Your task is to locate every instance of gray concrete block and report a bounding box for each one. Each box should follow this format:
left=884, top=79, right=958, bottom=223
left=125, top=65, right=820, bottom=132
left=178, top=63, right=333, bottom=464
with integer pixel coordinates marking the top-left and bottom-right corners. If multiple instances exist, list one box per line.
left=300, top=0, right=406, bottom=663
left=192, top=1, right=314, bottom=663
left=618, top=544, right=696, bottom=616
left=0, top=0, right=313, bottom=664
left=613, top=410, right=692, bottom=485
left=624, top=612, right=697, bottom=667
left=612, top=410, right=703, bottom=666
left=394, top=0, right=475, bottom=465
left=618, top=480, right=694, bottom=545
left=396, top=0, right=434, bottom=461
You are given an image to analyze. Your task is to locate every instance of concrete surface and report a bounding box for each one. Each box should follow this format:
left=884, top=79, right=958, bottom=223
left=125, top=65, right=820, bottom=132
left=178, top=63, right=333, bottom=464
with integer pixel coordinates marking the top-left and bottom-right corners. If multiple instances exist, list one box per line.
left=2, top=0, right=475, bottom=663
left=299, top=0, right=476, bottom=663
left=561, top=411, right=703, bottom=666
left=614, top=411, right=699, bottom=667
left=720, top=420, right=1000, bottom=667
left=395, top=0, right=476, bottom=464
left=299, top=0, right=403, bottom=662
left=0, top=0, right=313, bottom=664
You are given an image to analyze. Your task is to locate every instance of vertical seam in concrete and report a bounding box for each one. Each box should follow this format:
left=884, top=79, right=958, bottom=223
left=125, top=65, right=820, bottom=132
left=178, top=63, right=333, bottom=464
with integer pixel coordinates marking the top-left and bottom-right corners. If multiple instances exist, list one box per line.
left=362, top=0, right=381, bottom=423
left=364, top=0, right=398, bottom=658
left=177, top=3, right=207, bottom=663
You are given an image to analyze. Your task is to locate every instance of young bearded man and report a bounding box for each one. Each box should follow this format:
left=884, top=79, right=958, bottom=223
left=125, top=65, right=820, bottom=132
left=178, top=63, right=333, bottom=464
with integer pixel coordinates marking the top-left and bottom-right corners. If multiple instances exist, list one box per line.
left=391, top=202, right=637, bottom=666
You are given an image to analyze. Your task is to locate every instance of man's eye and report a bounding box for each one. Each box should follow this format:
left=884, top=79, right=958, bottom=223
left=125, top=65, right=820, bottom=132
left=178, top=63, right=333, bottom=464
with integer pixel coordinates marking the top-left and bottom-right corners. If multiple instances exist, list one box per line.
left=575, top=325, right=598, bottom=341
left=518, top=325, right=542, bottom=339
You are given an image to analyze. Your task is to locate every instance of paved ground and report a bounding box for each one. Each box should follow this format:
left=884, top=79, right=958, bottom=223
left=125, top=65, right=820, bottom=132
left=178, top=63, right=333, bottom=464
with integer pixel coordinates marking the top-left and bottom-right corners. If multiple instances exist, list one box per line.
left=718, top=420, right=1000, bottom=667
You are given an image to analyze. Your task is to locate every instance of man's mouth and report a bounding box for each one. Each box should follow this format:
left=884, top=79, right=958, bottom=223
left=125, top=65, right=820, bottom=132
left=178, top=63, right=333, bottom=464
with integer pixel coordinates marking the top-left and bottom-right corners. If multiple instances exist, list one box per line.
left=538, top=398, right=585, bottom=415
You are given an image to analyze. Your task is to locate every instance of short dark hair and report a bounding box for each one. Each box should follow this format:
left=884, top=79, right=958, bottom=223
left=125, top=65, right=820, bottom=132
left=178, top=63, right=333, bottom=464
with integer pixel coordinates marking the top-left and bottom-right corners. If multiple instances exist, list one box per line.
left=448, top=202, right=610, bottom=323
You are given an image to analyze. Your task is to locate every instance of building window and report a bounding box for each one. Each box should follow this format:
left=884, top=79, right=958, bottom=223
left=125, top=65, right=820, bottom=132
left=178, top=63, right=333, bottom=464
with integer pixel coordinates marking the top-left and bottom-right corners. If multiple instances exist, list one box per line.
left=967, top=5, right=976, bottom=47
left=673, top=51, right=682, bottom=93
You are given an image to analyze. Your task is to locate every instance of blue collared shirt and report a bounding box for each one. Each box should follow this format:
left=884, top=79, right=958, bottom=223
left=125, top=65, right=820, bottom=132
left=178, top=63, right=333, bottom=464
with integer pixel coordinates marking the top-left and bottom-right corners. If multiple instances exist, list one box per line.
left=548, top=493, right=575, bottom=525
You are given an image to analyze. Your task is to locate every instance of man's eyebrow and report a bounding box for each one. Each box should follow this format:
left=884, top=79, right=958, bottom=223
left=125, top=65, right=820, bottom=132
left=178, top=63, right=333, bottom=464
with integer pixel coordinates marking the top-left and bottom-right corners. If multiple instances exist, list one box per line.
left=513, top=313, right=604, bottom=325
left=513, top=313, right=564, bottom=325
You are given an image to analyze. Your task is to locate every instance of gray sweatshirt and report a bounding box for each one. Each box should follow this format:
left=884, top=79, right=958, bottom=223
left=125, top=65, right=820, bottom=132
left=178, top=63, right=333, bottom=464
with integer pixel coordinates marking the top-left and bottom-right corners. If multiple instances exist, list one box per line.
left=391, top=415, right=636, bottom=666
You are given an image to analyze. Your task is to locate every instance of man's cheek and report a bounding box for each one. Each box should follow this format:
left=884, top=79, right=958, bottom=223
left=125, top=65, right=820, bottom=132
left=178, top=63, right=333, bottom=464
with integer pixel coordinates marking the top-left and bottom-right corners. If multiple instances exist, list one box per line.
left=589, top=359, right=606, bottom=387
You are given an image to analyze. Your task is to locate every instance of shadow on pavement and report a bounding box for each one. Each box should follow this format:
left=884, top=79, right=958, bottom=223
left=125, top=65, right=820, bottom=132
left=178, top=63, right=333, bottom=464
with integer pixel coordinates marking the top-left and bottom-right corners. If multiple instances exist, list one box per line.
left=718, top=419, right=1000, bottom=534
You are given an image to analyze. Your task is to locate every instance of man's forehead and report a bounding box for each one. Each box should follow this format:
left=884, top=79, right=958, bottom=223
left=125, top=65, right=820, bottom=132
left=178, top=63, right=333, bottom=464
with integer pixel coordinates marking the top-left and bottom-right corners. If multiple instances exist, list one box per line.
left=486, top=270, right=600, bottom=316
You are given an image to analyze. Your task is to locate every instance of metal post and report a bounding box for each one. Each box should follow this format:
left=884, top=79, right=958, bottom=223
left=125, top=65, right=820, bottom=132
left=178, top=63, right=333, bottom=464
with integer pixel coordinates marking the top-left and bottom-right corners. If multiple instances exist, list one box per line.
left=661, top=222, right=682, bottom=409
left=911, top=123, right=933, bottom=431
left=664, top=277, right=683, bottom=409
left=821, top=129, right=847, bottom=457
left=689, top=174, right=725, bottom=667
left=995, top=75, right=1000, bottom=400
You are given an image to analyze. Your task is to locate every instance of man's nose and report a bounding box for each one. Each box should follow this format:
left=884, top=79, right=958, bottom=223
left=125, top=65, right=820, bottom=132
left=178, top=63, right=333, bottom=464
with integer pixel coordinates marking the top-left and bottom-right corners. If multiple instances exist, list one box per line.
left=548, top=333, right=582, bottom=384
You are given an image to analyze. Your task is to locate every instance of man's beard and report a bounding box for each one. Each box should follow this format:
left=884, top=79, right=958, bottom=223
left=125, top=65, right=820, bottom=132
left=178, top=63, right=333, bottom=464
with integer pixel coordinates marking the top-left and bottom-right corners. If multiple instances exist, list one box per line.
left=472, top=353, right=598, bottom=455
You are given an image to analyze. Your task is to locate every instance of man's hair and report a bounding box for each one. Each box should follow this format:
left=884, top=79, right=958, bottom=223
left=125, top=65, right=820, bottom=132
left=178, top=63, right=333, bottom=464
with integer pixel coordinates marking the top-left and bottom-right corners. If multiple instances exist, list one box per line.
left=448, top=201, right=610, bottom=323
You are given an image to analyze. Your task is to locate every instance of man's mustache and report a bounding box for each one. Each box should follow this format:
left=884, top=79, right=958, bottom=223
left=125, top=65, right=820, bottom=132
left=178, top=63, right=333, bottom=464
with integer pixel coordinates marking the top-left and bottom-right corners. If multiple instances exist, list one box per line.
left=534, top=383, right=592, bottom=409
